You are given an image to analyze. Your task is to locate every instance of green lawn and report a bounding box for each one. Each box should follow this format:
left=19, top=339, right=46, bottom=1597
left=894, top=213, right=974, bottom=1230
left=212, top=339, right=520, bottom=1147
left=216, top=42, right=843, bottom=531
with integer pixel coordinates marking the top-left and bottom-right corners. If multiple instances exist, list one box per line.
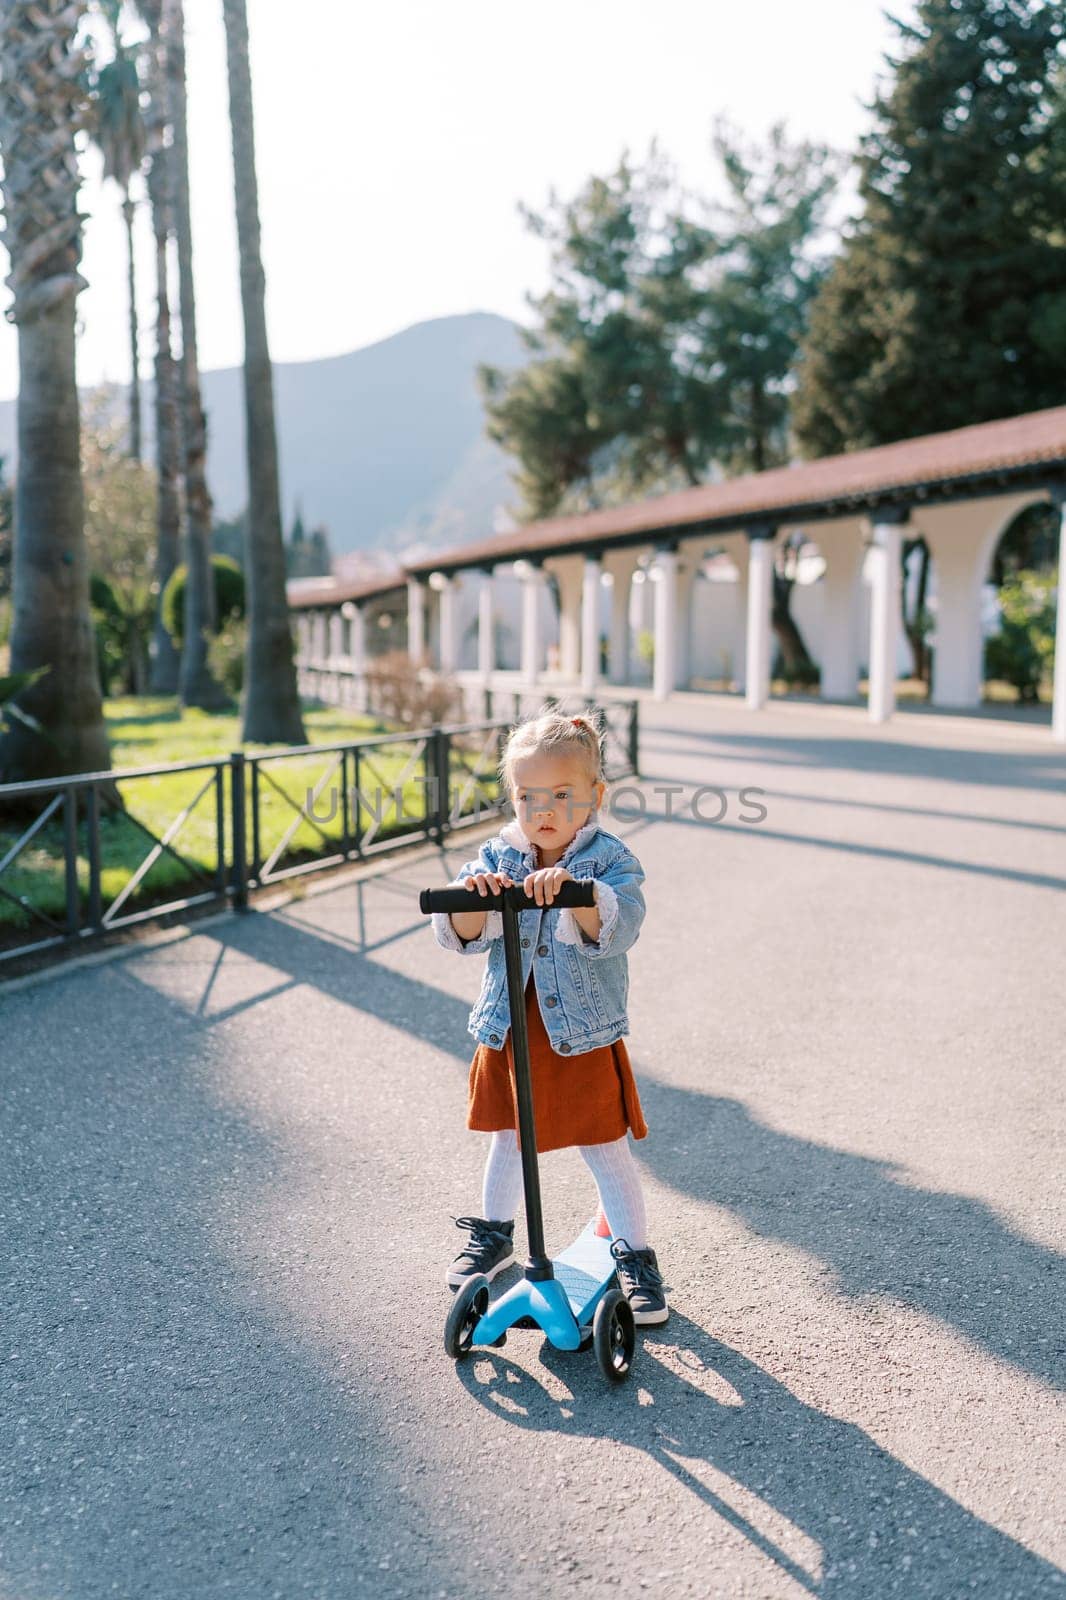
left=0, top=697, right=501, bottom=940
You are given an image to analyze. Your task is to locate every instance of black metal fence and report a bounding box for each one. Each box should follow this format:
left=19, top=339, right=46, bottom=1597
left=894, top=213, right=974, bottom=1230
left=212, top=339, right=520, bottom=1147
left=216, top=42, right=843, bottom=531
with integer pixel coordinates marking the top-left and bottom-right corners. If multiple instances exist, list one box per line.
left=0, top=698, right=639, bottom=968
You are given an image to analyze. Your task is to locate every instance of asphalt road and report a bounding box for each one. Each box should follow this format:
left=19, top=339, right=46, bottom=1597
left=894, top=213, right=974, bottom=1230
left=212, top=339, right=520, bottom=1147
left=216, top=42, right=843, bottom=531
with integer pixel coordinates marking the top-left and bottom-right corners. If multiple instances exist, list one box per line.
left=2, top=693, right=1064, bottom=1599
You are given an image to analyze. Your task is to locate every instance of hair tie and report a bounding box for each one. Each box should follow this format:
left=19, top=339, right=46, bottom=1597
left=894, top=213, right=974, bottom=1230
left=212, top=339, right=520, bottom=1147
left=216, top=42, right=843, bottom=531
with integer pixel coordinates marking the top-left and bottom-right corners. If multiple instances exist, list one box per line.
left=571, top=716, right=584, bottom=727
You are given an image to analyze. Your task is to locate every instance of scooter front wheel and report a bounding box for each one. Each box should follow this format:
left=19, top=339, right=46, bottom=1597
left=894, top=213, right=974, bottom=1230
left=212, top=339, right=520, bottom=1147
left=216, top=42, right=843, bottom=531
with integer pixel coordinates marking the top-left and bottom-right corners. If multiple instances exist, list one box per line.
left=593, top=1287, right=635, bottom=1382
left=444, top=1275, right=490, bottom=1360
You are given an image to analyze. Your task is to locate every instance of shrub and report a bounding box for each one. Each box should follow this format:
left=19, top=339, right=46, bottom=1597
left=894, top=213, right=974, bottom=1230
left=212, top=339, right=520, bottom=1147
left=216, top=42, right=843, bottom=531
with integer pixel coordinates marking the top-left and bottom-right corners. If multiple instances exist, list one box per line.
left=208, top=616, right=247, bottom=696
left=161, top=555, right=246, bottom=644
left=364, top=650, right=464, bottom=727
left=984, top=568, right=1057, bottom=703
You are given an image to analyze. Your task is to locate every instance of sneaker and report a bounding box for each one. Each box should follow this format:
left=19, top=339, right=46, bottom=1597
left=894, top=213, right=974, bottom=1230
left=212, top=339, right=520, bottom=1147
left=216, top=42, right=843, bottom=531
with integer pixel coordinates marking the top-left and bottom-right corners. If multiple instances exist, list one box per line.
left=445, top=1216, right=516, bottom=1288
left=610, top=1238, right=669, bottom=1325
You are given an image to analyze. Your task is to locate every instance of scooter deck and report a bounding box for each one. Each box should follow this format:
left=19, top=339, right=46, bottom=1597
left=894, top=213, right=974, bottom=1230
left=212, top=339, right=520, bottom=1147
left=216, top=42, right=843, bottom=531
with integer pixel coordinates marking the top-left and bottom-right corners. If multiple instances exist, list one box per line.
left=551, top=1220, right=618, bottom=1324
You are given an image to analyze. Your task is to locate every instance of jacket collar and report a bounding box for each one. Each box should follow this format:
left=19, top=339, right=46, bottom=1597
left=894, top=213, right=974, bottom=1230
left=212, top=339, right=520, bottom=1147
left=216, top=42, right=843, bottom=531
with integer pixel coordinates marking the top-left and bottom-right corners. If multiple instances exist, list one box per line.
left=498, top=808, right=603, bottom=865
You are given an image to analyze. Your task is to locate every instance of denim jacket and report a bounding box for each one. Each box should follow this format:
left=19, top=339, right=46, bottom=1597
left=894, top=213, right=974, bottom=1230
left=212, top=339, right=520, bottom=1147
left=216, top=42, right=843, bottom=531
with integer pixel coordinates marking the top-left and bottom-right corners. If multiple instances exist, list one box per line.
left=430, top=809, right=646, bottom=1056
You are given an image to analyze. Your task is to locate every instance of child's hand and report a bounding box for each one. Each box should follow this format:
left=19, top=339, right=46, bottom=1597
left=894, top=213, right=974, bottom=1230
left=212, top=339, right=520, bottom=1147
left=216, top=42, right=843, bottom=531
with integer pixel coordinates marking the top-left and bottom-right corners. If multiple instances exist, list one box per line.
left=461, top=870, right=514, bottom=898
left=521, top=866, right=596, bottom=906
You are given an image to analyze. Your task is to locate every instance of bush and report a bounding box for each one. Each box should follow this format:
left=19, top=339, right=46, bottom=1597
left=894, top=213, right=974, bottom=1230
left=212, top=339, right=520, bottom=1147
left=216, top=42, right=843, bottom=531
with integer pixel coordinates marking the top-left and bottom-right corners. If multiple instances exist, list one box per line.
left=208, top=616, right=247, bottom=696
left=90, top=572, right=126, bottom=694
left=161, top=555, right=246, bottom=644
left=364, top=650, right=463, bottom=727
left=984, top=568, right=1057, bottom=703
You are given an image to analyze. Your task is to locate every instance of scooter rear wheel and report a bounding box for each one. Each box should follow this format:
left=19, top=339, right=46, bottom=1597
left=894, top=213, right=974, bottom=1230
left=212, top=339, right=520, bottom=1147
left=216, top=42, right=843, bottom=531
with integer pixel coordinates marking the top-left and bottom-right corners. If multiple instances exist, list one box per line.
left=445, top=1275, right=490, bottom=1360
left=593, top=1288, right=635, bottom=1382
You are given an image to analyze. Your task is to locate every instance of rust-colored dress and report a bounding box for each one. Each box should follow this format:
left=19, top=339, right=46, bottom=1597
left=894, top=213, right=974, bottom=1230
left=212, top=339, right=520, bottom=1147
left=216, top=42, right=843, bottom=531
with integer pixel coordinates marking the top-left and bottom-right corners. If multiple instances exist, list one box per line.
left=467, top=969, right=648, bottom=1153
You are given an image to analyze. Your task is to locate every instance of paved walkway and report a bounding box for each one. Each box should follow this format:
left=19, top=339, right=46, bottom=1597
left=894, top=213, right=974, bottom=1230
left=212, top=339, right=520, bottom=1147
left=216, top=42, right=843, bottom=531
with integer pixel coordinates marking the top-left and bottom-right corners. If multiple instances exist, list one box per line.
left=2, top=697, right=1064, bottom=1599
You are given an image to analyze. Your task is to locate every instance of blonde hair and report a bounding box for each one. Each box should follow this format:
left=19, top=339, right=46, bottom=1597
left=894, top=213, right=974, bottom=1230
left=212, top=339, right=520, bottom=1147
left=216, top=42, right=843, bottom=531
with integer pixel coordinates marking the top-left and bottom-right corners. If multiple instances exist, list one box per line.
left=499, top=704, right=605, bottom=796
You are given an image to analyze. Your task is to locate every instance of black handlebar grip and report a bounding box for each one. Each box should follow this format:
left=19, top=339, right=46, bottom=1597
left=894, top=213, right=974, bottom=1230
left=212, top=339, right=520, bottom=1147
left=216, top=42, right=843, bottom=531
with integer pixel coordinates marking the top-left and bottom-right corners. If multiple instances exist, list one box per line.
left=419, top=880, right=596, bottom=915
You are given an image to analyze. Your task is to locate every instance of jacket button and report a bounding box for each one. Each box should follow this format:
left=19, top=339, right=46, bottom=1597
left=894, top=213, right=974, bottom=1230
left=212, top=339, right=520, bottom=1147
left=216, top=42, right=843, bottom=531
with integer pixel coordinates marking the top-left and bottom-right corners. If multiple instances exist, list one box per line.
left=558, top=1041, right=571, bottom=1053
left=545, top=996, right=558, bottom=1008
left=489, top=1033, right=500, bottom=1045
left=537, top=944, right=548, bottom=957
left=521, top=937, right=530, bottom=948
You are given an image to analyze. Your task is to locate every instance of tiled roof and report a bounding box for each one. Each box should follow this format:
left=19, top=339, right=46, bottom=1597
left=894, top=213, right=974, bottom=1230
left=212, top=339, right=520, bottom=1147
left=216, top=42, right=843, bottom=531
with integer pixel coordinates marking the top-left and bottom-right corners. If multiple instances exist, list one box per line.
left=405, top=405, right=1066, bottom=575
left=286, top=573, right=406, bottom=610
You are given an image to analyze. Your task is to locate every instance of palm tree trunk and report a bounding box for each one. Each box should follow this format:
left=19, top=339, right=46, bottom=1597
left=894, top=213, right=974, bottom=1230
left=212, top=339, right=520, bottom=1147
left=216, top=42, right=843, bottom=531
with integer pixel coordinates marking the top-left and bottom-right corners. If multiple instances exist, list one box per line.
left=142, top=4, right=182, bottom=695
left=122, top=191, right=142, bottom=462
left=0, top=2, right=112, bottom=788
left=166, top=0, right=227, bottom=708
left=222, top=0, right=306, bottom=744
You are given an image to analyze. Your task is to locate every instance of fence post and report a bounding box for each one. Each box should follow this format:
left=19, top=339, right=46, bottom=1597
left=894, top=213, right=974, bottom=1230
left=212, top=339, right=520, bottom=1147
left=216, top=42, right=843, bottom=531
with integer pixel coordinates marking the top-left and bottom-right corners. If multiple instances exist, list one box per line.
left=230, top=751, right=249, bottom=912
left=429, top=727, right=448, bottom=845
left=213, top=764, right=226, bottom=893
left=63, top=786, right=79, bottom=938
left=250, top=760, right=261, bottom=887
left=339, top=747, right=351, bottom=858
left=86, top=784, right=103, bottom=929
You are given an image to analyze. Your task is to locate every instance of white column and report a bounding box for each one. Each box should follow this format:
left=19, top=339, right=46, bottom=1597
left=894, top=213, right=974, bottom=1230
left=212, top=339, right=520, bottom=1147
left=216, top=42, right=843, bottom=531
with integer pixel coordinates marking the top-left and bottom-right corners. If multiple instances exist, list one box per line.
left=581, top=555, right=601, bottom=694
left=328, top=611, right=344, bottom=662
left=313, top=611, right=329, bottom=662
left=477, top=568, right=495, bottom=680
left=745, top=530, right=775, bottom=710
left=407, top=578, right=426, bottom=665
left=815, top=521, right=865, bottom=702
left=349, top=604, right=366, bottom=673
left=930, top=551, right=983, bottom=709
left=437, top=575, right=458, bottom=674
left=555, top=559, right=582, bottom=678
left=652, top=547, right=678, bottom=701
left=674, top=559, right=697, bottom=691
left=296, top=613, right=312, bottom=662
left=867, top=513, right=905, bottom=724
left=520, top=563, right=545, bottom=684
left=732, top=547, right=749, bottom=694
left=606, top=552, right=640, bottom=685
left=1053, top=494, right=1066, bottom=743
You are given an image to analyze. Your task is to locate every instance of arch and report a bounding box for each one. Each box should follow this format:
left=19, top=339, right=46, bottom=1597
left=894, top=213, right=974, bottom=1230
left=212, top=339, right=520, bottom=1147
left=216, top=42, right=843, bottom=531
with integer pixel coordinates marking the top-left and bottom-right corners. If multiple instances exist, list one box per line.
left=916, top=493, right=1046, bottom=710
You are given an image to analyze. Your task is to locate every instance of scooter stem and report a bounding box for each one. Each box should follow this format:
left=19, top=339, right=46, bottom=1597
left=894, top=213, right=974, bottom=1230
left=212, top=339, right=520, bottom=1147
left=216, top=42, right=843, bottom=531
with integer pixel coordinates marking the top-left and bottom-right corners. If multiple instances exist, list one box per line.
left=500, top=897, right=553, bottom=1281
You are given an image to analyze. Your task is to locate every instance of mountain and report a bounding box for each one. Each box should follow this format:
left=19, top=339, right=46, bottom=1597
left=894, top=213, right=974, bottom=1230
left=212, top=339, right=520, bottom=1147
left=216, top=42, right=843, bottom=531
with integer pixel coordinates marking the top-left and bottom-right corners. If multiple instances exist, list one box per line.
left=0, top=310, right=530, bottom=557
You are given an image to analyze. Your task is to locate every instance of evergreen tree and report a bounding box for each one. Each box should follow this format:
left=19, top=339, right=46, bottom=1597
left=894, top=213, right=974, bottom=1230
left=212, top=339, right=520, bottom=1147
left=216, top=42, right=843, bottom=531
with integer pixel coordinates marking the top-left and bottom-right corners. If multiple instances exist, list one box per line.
left=794, top=0, right=1066, bottom=454
left=480, top=128, right=836, bottom=518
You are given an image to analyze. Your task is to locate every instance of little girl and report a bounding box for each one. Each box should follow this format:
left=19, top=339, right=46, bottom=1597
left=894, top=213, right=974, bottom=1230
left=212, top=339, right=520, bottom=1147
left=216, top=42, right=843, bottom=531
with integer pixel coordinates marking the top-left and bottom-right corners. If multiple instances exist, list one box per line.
left=430, top=706, right=667, bottom=1325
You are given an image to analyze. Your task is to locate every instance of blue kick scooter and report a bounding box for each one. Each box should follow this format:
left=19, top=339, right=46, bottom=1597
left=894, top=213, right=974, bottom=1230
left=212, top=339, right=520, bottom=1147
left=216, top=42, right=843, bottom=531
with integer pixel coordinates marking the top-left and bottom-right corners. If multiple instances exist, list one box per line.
left=420, top=877, right=637, bottom=1383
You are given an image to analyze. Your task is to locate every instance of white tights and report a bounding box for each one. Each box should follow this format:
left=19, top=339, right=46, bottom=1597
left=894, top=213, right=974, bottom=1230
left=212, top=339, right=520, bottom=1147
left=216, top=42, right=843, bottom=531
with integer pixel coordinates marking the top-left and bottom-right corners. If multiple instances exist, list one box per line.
left=481, top=1128, right=649, bottom=1250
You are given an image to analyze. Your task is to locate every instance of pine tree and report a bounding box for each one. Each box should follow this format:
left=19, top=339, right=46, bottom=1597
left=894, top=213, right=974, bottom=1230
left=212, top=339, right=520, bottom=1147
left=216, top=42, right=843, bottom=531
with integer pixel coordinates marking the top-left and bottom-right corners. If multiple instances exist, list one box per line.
left=794, top=0, right=1066, bottom=454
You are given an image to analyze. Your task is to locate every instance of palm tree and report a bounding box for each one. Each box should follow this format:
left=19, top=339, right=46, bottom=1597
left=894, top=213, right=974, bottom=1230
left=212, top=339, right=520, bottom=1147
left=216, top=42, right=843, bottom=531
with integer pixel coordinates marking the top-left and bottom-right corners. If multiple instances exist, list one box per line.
left=166, top=0, right=227, bottom=707
left=222, top=0, right=306, bottom=743
left=90, top=1, right=146, bottom=460
left=139, top=0, right=227, bottom=708
left=139, top=0, right=182, bottom=693
left=0, top=0, right=112, bottom=787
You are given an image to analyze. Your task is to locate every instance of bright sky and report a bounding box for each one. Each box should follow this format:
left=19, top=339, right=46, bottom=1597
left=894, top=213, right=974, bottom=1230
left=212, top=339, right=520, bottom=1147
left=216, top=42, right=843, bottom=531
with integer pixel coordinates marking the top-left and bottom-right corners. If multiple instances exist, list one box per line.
left=0, top=0, right=916, bottom=402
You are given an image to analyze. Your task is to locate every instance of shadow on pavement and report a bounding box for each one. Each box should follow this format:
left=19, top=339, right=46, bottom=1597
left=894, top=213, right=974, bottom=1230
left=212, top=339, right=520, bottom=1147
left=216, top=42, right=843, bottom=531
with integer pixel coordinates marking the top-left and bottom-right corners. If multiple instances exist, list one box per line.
left=640, top=725, right=1066, bottom=795
left=457, top=1309, right=1063, bottom=1597
left=632, top=1081, right=1065, bottom=1394
left=0, top=967, right=481, bottom=1600
left=111, top=887, right=1064, bottom=1399
left=607, top=796, right=1066, bottom=893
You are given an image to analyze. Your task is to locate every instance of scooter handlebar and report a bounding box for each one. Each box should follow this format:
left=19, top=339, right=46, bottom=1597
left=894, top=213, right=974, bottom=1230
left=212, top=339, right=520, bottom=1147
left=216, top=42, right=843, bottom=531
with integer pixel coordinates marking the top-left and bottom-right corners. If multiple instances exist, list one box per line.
left=419, top=880, right=596, bottom=915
